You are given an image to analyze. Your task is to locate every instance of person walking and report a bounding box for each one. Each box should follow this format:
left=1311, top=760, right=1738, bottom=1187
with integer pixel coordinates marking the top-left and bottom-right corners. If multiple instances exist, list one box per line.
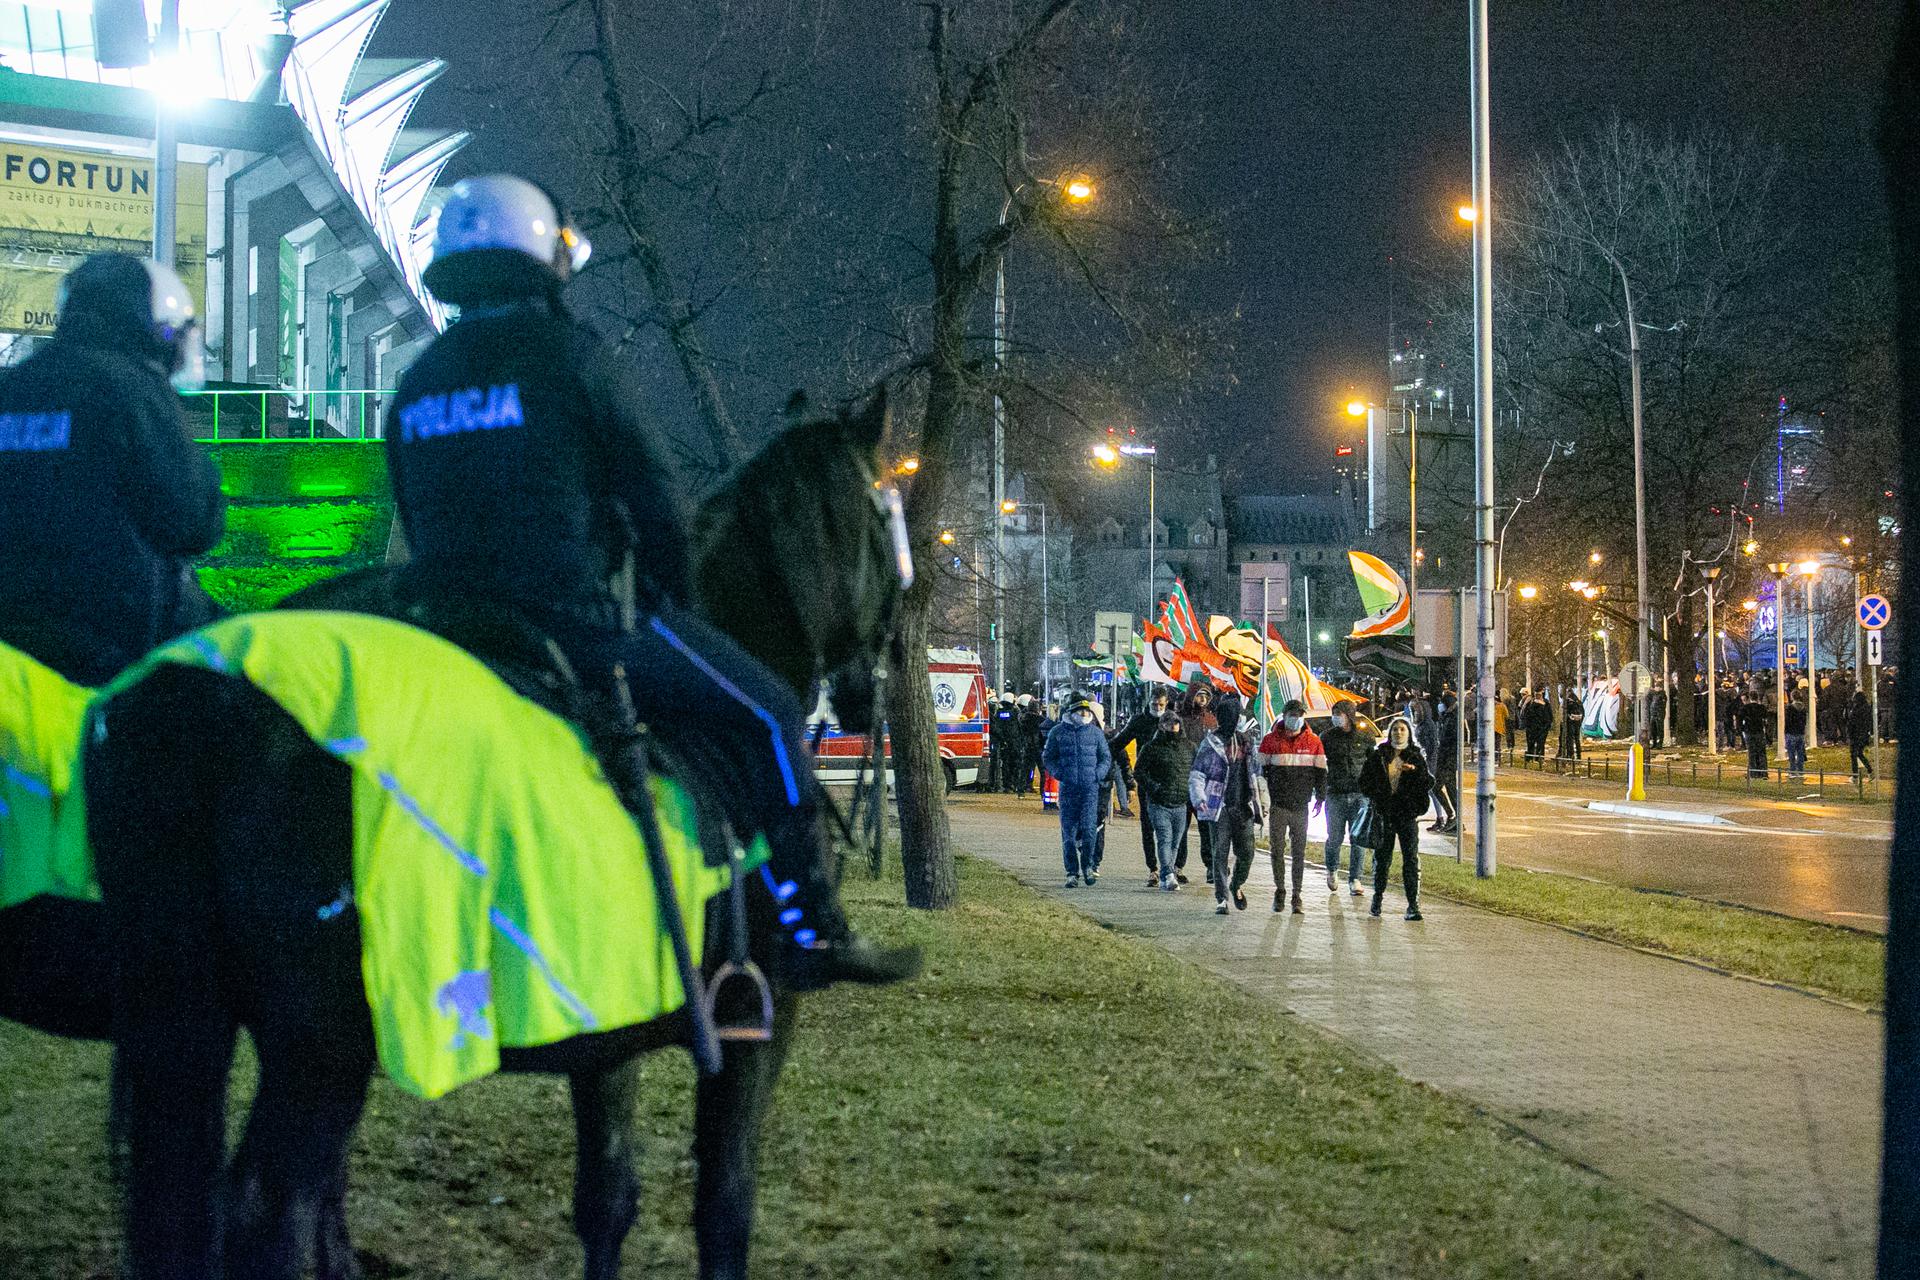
left=1191, top=692, right=1262, bottom=914
left=1783, top=690, right=1809, bottom=777
left=1320, top=699, right=1376, bottom=896
left=1492, top=694, right=1510, bottom=757
left=1740, top=683, right=1771, bottom=779
left=1559, top=688, right=1585, bottom=759
left=987, top=695, right=1019, bottom=792
left=1522, top=690, right=1554, bottom=764
left=1110, top=688, right=1173, bottom=882
left=1847, top=689, right=1875, bottom=780
left=1042, top=695, right=1113, bottom=887
left=1359, top=719, right=1433, bottom=921
left=1176, top=679, right=1219, bottom=883
left=1256, top=698, right=1327, bottom=914
left=1430, top=691, right=1460, bottom=834
left=1136, top=709, right=1193, bottom=891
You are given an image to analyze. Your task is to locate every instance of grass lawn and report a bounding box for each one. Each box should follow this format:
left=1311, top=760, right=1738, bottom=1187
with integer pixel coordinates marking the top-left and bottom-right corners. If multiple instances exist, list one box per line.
left=1420, top=855, right=1884, bottom=1008
left=1512, top=741, right=1894, bottom=805
left=2, top=857, right=1790, bottom=1279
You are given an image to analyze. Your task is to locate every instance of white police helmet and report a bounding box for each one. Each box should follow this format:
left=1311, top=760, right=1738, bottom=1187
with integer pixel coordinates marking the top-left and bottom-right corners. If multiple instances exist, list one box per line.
left=423, top=175, right=590, bottom=306
left=56, top=253, right=204, bottom=389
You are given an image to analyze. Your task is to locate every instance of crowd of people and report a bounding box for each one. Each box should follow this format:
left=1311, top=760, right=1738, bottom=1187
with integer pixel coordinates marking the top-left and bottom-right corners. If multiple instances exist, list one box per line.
left=1028, top=680, right=1433, bottom=923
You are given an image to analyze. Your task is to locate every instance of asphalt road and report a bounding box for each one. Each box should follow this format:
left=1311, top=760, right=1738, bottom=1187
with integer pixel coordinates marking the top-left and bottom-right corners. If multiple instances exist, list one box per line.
left=1454, top=771, right=1893, bottom=932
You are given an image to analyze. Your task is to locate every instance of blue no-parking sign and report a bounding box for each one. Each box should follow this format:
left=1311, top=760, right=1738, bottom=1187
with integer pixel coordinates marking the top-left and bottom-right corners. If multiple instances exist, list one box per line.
left=1859, top=594, right=1892, bottom=631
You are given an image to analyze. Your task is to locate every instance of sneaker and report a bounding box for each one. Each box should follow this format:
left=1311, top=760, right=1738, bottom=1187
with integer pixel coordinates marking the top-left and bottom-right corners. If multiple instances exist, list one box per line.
left=1084, top=871, right=1098, bottom=885
left=1290, top=893, right=1303, bottom=915
left=1148, top=873, right=1160, bottom=888
left=1161, top=876, right=1179, bottom=892
left=1349, top=882, right=1364, bottom=898
left=1326, top=870, right=1337, bottom=891
left=1272, top=890, right=1283, bottom=913
left=1175, top=872, right=1190, bottom=885
left=1064, top=875, right=1079, bottom=889
left=1215, top=899, right=1229, bottom=915
left=1404, top=905, right=1424, bottom=921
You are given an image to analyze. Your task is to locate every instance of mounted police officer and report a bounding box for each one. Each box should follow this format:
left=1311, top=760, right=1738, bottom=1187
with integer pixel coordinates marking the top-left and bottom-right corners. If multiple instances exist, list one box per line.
left=387, top=174, right=915, bottom=991
left=0, top=252, right=223, bottom=685
left=0, top=252, right=221, bottom=1040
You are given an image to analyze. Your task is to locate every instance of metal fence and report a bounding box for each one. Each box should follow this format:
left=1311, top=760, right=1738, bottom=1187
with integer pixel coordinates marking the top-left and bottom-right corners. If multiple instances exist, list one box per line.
left=1490, top=743, right=1888, bottom=803
left=185, top=389, right=391, bottom=442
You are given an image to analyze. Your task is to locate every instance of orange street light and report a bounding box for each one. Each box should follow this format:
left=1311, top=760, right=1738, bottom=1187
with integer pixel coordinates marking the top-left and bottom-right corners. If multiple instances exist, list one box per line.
left=1741, top=599, right=1759, bottom=611
left=1063, top=174, right=1096, bottom=203
left=1345, top=400, right=1368, bottom=417
left=1589, top=550, right=1604, bottom=565
left=938, top=529, right=955, bottom=545
left=1517, top=584, right=1539, bottom=601
left=1796, top=559, right=1821, bottom=576
left=894, top=456, right=921, bottom=475
left=1090, top=442, right=1120, bottom=468
left=1743, top=539, right=1759, bottom=556
left=1568, top=579, right=1590, bottom=593
left=1000, top=499, right=1019, bottom=515
left=1457, top=204, right=1478, bottom=222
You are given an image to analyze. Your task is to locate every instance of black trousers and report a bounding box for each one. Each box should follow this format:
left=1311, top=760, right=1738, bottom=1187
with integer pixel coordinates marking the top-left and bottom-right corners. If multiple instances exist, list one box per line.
left=544, top=604, right=833, bottom=919
left=1851, top=743, right=1875, bottom=777
left=1747, top=737, right=1769, bottom=779
left=1373, top=818, right=1421, bottom=905
left=1136, top=786, right=1157, bottom=872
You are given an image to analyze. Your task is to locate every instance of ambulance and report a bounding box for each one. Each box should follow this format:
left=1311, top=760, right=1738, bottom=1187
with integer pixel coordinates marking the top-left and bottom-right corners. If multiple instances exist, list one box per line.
left=809, top=648, right=989, bottom=792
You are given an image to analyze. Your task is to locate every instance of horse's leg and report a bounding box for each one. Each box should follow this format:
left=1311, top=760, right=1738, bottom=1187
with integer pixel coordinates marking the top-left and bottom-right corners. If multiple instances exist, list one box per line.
left=222, top=1043, right=372, bottom=1280
left=691, top=995, right=798, bottom=1280
left=569, top=1059, right=645, bottom=1280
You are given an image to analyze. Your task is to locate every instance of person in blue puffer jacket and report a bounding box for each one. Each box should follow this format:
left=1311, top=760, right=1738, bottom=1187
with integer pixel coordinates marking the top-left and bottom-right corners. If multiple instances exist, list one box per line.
left=1042, top=693, right=1113, bottom=887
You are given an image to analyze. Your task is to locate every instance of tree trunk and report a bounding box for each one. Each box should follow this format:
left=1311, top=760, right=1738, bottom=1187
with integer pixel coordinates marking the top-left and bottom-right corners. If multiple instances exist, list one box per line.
left=1675, top=587, right=1698, bottom=745
left=889, top=584, right=955, bottom=908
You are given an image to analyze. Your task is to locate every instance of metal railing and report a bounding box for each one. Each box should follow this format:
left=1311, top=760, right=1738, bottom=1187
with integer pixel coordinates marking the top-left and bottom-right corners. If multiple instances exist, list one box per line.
left=1490, top=742, right=1889, bottom=803
left=186, top=389, right=391, bottom=442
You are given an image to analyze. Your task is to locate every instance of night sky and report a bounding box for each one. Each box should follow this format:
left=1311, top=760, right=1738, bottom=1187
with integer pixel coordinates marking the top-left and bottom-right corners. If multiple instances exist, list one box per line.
left=373, top=1, right=1903, bottom=494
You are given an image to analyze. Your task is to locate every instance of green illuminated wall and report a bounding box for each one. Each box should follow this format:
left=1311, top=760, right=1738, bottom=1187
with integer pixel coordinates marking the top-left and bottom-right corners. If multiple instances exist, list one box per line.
left=197, top=442, right=393, bottom=611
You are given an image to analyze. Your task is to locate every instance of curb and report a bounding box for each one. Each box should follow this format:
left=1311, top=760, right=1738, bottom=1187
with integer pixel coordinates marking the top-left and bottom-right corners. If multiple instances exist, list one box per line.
left=1586, top=800, right=1735, bottom=827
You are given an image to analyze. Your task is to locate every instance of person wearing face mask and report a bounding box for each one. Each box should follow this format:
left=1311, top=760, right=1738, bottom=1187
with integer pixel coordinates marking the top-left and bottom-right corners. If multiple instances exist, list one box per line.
left=1359, top=718, right=1433, bottom=920
left=1177, top=679, right=1220, bottom=883
left=1319, top=699, right=1376, bottom=896
left=1135, top=709, right=1194, bottom=891
left=1109, top=688, right=1172, bottom=881
left=1256, top=698, right=1327, bottom=914
left=1430, top=692, right=1461, bottom=835
left=1042, top=694, right=1114, bottom=887
left=1190, top=691, right=1263, bottom=913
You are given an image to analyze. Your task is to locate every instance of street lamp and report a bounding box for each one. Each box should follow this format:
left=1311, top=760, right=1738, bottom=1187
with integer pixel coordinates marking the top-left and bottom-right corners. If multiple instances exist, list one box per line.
left=1345, top=398, right=1378, bottom=536
left=1589, top=550, right=1604, bottom=566
left=1091, top=439, right=1157, bottom=627
left=1346, top=397, right=1414, bottom=595
left=992, top=174, right=1097, bottom=699
left=1516, top=584, right=1539, bottom=691
left=1002, top=499, right=1053, bottom=707
left=1797, top=559, right=1821, bottom=747
left=1767, top=561, right=1792, bottom=754
left=1701, top=565, right=1723, bottom=754
left=894, top=456, right=921, bottom=476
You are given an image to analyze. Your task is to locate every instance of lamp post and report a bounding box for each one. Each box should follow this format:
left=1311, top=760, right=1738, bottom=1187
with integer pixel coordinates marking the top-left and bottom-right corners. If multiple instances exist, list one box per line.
left=1348, top=397, right=1417, bottom=599
left=1798, top=559, right=1821, bottom=749
left=1002, top=499, right=1052, bottom=707
left=1702, top=565, right=1723, bottom=754
left=1345, top=399, right=1380, bottom=536
left=992, top=175, right=1095, bottom=700
left=1768, top=561, right=1791, bottom=757
left=1517, top=584, right=1538, bottom=693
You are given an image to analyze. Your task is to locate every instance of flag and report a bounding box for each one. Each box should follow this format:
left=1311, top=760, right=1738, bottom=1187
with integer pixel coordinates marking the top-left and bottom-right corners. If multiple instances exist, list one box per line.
left=1161, top=578, right=1203, bottom=648
left=1349, top=550, right=1412, bottom=637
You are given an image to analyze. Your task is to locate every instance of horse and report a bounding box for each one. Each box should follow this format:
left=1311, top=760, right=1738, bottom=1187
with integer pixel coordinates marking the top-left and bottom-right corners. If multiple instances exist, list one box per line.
left=67, top=391, right=906, bottom=1280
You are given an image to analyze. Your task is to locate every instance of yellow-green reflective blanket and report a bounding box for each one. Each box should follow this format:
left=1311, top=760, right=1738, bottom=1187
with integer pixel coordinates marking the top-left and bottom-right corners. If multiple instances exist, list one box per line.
left=2, top=613, right=763, bottom=1100
left=0, top=642, right=95, bottom=910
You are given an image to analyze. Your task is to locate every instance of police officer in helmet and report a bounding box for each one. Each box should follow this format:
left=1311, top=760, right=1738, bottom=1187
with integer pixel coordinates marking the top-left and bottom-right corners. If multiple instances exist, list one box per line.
left=388, top=174, right=917, bottom=991
left=0, top=252, right=223, bottom=686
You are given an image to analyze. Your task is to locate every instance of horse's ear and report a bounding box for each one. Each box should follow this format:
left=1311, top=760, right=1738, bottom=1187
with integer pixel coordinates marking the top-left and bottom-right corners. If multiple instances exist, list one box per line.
left=846, top=386, right=888, bottom=448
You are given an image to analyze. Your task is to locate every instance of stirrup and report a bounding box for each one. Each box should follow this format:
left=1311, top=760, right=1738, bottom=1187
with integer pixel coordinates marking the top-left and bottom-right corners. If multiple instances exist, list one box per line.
left=703, top=959, right=774, bottom=1043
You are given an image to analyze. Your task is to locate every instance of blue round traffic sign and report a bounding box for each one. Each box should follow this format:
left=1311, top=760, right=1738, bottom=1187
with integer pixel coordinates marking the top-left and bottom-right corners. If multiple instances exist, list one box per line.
left=1859, top=594, right=1891, bottom=630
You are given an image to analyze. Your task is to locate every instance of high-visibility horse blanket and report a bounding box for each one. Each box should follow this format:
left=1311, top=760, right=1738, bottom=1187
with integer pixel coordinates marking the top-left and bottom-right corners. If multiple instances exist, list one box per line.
left=0, top=611, right=762, bottom=1099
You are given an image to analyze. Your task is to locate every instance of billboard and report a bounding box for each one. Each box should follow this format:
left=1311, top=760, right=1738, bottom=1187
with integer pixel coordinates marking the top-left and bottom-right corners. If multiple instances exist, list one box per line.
left=0, top=142, right=207, bottom=335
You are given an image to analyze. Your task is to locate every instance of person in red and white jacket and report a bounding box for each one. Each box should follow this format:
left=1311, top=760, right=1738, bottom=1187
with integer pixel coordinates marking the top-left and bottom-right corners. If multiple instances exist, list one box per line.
left=1256, top=698, right=1327, bottom=914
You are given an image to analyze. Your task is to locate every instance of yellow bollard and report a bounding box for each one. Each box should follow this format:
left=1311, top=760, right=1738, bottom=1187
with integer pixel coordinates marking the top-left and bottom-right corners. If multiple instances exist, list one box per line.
left=1627, top=742, right=1647, bottom=801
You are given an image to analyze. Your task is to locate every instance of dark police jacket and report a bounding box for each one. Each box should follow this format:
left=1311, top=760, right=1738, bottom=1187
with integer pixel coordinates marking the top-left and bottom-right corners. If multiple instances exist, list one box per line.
left=385, top=297, right=691, bottom=625
left=0, top=336, right=223, bottom=683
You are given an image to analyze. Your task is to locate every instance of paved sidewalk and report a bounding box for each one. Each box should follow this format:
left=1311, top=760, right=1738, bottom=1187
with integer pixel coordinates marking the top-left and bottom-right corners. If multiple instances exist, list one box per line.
left=951, top=795, right=1883, bottom=1279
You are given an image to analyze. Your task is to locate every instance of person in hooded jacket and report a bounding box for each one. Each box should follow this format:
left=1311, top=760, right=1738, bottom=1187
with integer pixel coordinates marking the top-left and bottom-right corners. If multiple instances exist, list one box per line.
left=1177, top=679, right=1219, bottom=882
left=1320, top=698, right=1376, bottom=896
left=1847, top=689, right=1876, bottom=780
left=1430, top=691, right=1461, bottom=834
left=1521, top=690, right=1554, bottom=763
left=385, top=174, right=915, bottom=992
left=1359, top=718, right=1432, bottom=920
left=1190, top=691, right=1263, bottom=913
left=0, top=252, right=223, bottom=686
left=1043, top=694, right=1113, bottom=886
left=1257, top=698, right=1327, bottom=913
left=987, top=695, right=1020, bottom=792
left=0, top=252, right=223, bottom=1040
left=1136, top=708, right=1195, bottom=890
left=1108, top=687, right=1172, bottom=876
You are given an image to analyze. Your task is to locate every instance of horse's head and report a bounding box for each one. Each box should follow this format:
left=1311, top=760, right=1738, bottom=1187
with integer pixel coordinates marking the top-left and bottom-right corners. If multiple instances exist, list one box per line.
left=693, top=391, right=911, bottom=726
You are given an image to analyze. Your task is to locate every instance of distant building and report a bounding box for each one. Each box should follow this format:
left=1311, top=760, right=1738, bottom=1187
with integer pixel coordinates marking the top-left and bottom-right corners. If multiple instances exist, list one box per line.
left=1074, top=451, right=1229, bottom=659
left=1226, top=494, right=1361, bottom=665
